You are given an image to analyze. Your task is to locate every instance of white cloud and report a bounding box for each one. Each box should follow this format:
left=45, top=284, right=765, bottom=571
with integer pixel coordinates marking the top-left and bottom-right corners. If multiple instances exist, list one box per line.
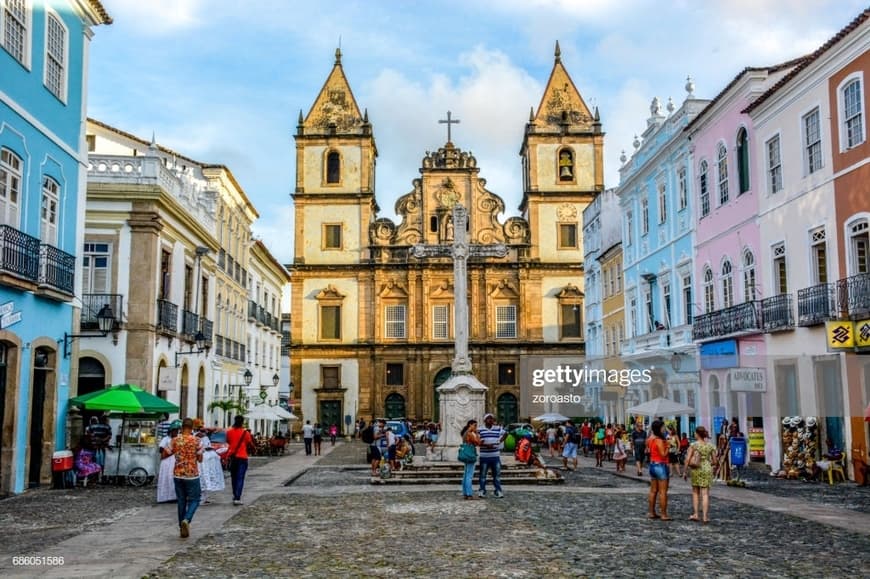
left=105, top=0, right=206, bottom=35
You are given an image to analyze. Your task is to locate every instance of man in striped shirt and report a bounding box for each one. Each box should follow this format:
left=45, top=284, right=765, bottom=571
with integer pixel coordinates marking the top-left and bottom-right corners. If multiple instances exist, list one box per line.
left=478, top=413, right=506, bottom=498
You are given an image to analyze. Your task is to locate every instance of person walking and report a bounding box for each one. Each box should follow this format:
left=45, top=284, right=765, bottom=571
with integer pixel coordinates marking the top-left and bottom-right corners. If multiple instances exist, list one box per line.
left=460, top=419, right=480, bottom=500
left=561, top=420, right=579, bottom=471
left=630, top=421, right=648, bottom=477
left=157, top=420, right=181, bottom=503
left=168, top=418, right=203, bottom=538
left=313, top=423, right=323, bottom=456
left=329, top=423, right=338, bottom=446
left=646, top=419, right=671, bottom=521
left=593, top=423, right=605, bottom=467
left=197, top=425, right=225, bottom=504
left=667, top=425, right=680, bottom=478
left=301, top=420, right=314, bottom=456
left=684, top=426, right=717, bottom=523
left=478, top=413, right=506, bottom=498
left=226, top=415, right=254, bottom=506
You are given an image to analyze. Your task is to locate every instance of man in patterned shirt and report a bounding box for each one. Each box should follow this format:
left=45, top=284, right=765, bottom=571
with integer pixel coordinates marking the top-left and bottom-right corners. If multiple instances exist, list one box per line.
left=169, top=417, right=203, bottom=538
left=478, top=413, right=507, bottom=498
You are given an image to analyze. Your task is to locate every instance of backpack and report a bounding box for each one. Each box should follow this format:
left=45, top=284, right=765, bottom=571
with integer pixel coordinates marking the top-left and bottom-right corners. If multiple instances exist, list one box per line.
left=361, top=425, right=375, bottom=444
left=571, top=428, right=582, bottom=445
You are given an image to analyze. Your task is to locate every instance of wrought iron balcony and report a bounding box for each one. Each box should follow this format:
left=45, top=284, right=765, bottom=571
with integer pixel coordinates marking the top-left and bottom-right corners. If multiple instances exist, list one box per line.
left=0, top=224, right=40, bottom=283
left=692, top=300, right=762, bottom=341
left=82, top=294, right=123, bottom=330
left=797, top=282, right=836, bottom=326
left=257, top=305, right=266, bottom=325
left=836, top=272, right=870, bottom=319
left=761, top=294, right=794, bottom=332
left=38, top=243, right=75, bottom=295
left=215, top=335, right=224, bottom=357
left=218, top=249, right=225, bottom=269
left=199, top=318, right=213, bottom=346
left=248, top=300, right=257, bottom=321
left=181, top=309, right=200, bottom=339
left=156, top=299, right=178, bottom=332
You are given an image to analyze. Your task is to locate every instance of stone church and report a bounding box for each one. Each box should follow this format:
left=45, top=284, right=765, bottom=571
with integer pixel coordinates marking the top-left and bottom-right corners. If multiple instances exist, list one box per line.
left=288, top=44, right=604, bottom=429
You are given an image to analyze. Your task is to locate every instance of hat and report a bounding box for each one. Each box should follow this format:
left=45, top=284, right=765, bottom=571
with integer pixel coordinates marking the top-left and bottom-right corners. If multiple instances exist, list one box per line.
left=483, top=413, right=494, bottom=420
left=169, top=419, right=182, bottom=430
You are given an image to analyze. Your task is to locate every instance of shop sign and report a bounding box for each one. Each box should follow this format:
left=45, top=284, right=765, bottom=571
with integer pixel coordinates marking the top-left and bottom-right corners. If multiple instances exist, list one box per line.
left=157, top=366, right=177, bottom=391
left=0, top=301, right=13, bottom=317
left=855, top=319, right=870, bottom=348
left=826, top=321, right=854, bottom=349
left=748, top=427, right=765, bottom=458
left=729, top=368, right=766, bottom=392
left=700, top=340, right=738, bottom=370
left=0, top=311, right=21, bottom=329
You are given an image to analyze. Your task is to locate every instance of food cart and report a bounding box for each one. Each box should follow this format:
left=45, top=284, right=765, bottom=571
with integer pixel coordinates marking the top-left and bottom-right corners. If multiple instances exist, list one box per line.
left=103, top=414, right=161, bottom=486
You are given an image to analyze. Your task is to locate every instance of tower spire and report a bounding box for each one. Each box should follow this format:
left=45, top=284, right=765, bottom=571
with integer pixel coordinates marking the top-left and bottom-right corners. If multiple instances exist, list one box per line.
left=554, top=40, right=561, bottom=63
left=335, top=46, right=342, bottom=65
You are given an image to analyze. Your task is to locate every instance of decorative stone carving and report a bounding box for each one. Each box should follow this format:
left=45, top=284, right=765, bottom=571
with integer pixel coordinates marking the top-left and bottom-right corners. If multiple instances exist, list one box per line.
left=315, top=284, right=346, bottom=300
left=378, top=279, right=408, bottom=297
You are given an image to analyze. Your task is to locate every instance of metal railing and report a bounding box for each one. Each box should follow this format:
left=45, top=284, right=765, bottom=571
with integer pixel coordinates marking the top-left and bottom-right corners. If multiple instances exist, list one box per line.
left=248, top=300, right=258, bottom=321
left=0, top=224, right=40, bottom=282
left=215, top=335, right=224, bottom=357
left=692, top=300, right=762, bottom=341
left=82, top=293, right=123, bottom=330
left=797, top=282, right=836, bottom=326
left=836, top=272, right=870, bottom=319
left=38, top=243, right=75, bottom=294
left=199, top=318, right=213, bottom=345
left=156, top=299, right=178, bottom=332
left=181, top=309, right=200, bottom=339
left=761, top=294, right=794, bottom=332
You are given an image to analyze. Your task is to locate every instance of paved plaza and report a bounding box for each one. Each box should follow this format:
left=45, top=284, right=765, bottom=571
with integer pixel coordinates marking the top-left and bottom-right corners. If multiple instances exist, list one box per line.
left=0, top=441, right=868, bottom=578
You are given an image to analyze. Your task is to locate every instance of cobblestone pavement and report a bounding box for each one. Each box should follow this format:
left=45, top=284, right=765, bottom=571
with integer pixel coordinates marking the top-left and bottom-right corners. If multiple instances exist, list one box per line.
left=0, top=453, right=286, bottom=559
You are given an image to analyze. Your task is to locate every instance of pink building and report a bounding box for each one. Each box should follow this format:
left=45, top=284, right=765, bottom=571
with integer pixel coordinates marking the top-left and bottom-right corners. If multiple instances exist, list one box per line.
left=689, top=61, right=804, bottom=461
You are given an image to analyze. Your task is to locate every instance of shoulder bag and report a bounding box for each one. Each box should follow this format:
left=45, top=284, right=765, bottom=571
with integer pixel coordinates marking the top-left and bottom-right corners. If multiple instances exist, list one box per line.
left=687, top=444, right=701, bottom=469
left=458, top=442, right=478, bottom=464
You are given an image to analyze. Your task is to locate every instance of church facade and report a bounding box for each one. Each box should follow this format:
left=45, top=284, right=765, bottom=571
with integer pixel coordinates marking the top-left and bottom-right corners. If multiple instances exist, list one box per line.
left=288, top=45, right=604, bottom=429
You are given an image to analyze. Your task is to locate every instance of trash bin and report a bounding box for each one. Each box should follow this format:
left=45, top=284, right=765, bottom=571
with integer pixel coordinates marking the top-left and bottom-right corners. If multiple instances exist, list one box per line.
left=730, top=437, right=747, bottom=468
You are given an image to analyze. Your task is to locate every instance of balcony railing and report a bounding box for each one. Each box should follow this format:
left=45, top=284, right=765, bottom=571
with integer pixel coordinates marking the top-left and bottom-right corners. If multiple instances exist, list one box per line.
left=38, top=243, right=75, bottom=295
left=692, top=300, right=762, bottom=341
left=156, top=299, right=178, bottom=332
left=199, top=318, right=213, bottom=345
left=248, top=300, right=258, bottom=321
left=82, top=293, right=123, bottom=330
left=181, top=309, right=200, bottom=339
left=797, top=282, right=836, bottom=326
left=215, top=335, right=224, bottom=357
left=836, top=272, right=870, bottom=319
left=257, top=305, right=266, bottom=325
left=761, top=294, right=794, bottom=332
left=0, top=224, right=40, bottom=282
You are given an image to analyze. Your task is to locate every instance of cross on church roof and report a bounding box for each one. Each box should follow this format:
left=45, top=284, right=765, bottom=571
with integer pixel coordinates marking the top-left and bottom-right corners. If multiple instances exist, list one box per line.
left=438, top=111, right=460, bottom=144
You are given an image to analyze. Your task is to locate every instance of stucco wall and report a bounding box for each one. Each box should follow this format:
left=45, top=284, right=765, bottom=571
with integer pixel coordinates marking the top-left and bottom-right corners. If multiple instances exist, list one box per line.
left=302, top=145, right=362, bottom=193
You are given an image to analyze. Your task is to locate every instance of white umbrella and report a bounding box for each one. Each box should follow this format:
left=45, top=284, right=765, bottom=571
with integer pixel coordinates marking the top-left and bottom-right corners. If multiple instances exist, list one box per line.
left=626, top=397, right=695, bottom=417
left=245, top=405, right=279, bottom=421
left=532, top=412, right=571, bottom=423
left=272, top=406, right=298, bottom=421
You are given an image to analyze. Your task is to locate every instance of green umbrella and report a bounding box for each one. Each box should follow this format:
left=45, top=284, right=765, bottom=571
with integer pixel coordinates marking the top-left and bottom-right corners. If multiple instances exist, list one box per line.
left=70, top=384, right=179, bottom=414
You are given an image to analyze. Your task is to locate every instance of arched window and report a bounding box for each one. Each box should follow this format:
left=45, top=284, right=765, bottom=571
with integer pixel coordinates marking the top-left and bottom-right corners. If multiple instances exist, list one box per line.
left=0, top=148, right=22, bottom=227
left=721, top=259, right=733, bottom=308
left=703, top=267, right=715, bottom=313
left=743, top=250, right=756, bottom=301
left=736, top=128, right=750, bottom=194
left=557, top=148, right=574, bottom=182
left=717, top=144, right=729, bottom=205
left=699, top=160, right=710, bottom=218
left=326, top=151, right=340, bottom=184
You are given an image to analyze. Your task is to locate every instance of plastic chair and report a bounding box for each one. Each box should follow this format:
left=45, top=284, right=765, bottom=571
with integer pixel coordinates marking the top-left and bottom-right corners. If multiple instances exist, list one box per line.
left=828, top=454, right=846, bottom=485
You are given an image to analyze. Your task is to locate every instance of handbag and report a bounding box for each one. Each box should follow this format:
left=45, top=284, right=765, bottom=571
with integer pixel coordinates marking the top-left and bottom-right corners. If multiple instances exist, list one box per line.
left=687, top=446, right=701, bottom=469
left=458, top=442, right=478, bottom=464
left=228, top=429, right=249, bottom=469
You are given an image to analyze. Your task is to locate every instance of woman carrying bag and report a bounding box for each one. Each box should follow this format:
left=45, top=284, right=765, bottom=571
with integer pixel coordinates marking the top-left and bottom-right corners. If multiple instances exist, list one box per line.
left=459, top=419, right=480, bottom=500
left=683, top=425, right=717, bottom=524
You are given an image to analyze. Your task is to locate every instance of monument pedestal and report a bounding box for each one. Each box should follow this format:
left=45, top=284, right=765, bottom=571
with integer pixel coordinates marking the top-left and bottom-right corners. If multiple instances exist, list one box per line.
left=426, top=372, right=487, bottom=462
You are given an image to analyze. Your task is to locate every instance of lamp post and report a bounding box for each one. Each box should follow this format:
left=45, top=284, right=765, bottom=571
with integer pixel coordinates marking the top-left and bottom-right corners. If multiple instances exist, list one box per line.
left=174, top=332, right=208, bottom=367
left=62, top=303, right=117, bottom=358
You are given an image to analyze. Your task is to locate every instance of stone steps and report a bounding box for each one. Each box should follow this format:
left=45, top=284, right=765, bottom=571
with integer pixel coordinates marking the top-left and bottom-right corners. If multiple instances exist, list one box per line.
left=373, top=461, right=564, bottom=485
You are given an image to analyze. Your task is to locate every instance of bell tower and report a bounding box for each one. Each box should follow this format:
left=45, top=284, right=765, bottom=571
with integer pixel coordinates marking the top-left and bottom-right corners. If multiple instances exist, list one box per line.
left=520, top=41, right=604, bottom=262
left=292, top=48, right=378, bottom=265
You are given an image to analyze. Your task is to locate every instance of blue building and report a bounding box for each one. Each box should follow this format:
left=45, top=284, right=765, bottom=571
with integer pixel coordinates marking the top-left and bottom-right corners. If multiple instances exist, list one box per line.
left=618, top=85, right=708, bottom=434
left=0, top=0, right=110, bottom=493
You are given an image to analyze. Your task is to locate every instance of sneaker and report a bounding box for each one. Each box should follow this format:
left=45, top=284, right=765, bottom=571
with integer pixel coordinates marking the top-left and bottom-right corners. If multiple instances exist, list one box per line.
left=478, top=490, right=486, bottom=498
left=233, top=499, right=243, bottom=506
left=179, top=520, right=190, bottom=538
left=494, top=490, right=504, bottom=499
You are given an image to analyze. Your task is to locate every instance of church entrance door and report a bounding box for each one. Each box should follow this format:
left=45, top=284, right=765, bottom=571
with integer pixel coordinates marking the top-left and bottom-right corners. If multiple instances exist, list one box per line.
left=319, top=400, right=342, bottom=431
left=433, top=367, right=451, bottom=422
left=497, top=393, right=518, bottom=425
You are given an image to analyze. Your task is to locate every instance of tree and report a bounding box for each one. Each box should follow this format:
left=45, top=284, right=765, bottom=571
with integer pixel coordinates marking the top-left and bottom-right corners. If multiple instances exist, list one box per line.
left=208, top=399, right=245, bottom=425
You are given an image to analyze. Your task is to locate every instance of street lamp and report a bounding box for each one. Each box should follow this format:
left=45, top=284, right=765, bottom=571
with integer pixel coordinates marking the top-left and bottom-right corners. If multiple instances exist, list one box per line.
left=272, top=373, right=280, bottom=387
left=62, top=303, right=117, bottom=358
left=174, top=332, right=208, bottom=367
left=243, top=368, right=253, bottom=387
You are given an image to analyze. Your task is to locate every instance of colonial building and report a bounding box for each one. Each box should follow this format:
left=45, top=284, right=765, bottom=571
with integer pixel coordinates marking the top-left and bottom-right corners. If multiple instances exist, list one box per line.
left=0, top=0, right=110, bottom=494
left=288, top=45, right=601, bottom=429
left=619, top=84, right=709, bottom=436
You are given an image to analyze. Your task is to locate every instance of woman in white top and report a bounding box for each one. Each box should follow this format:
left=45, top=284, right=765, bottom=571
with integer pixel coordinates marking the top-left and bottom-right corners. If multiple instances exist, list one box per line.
left=197, top=429, right=226, bottom=503
left=156, top=421, right=180, bottom=503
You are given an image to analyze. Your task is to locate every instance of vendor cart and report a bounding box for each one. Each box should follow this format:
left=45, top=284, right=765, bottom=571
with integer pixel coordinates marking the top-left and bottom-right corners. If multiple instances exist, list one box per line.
left=103, top=416, right=160, bottom=486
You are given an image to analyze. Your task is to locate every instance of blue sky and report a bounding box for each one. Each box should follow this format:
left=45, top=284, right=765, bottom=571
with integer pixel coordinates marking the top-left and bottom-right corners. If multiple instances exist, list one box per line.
left=87, top=0, right=867, bottom=264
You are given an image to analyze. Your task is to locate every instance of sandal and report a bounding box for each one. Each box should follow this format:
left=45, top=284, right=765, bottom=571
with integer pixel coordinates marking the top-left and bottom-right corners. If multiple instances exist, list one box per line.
left=688, top=515, right=699, bottom=522
left=648, top=514, right=660, bottom=519
left=659, top=516, right=673, bottom=521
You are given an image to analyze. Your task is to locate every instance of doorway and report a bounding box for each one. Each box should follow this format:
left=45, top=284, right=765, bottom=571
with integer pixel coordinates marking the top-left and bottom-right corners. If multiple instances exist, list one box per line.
left=29, top=348, right=52, bottom=488
left=385, top=393, right=405, bottom=419
left=497, top=393, right=518, bottom=425
left=319, top=400, right=342, bottom=433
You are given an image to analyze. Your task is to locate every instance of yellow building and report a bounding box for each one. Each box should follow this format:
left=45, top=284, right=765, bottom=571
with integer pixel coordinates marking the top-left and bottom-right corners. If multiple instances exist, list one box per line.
left=289, top=45, right=604, bottom=429
left=600, top=242, right=626, bottom=421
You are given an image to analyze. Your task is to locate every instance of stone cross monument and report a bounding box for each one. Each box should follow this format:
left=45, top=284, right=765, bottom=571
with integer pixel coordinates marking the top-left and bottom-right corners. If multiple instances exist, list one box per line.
left=412, top=204, right=508, bottom=457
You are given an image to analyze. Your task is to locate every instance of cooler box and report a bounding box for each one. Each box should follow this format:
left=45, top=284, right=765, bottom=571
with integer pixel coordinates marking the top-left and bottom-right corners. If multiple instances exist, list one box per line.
left=52, top=450, right=73, bottom=471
